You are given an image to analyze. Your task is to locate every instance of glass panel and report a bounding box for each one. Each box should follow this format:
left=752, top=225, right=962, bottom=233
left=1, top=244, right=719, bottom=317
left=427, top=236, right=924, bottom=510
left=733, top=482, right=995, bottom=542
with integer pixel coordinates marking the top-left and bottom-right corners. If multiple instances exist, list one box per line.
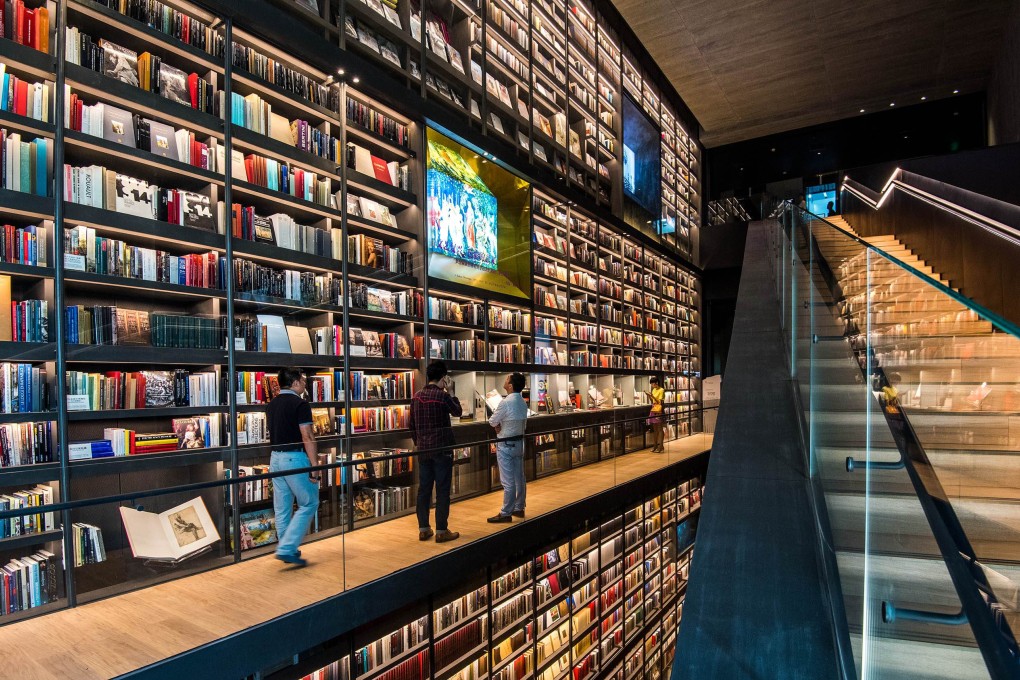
left=805, top=210, right=1002, bottom=679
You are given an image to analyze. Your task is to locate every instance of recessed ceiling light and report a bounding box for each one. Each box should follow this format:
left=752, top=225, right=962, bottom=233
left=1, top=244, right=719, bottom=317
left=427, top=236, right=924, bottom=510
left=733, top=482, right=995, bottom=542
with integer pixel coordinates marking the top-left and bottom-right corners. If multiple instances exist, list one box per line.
left=352, top=76, right=360, bottom=83
left=903, top=135, right=909, bottom=139
left=921, top=96, right=927, bottom=101
left=953, top=89, right=960, bottom=94
left=816, top=151, right=821, bottom=155
left=337, top=68, right=345, bottom=76
left=859, top=108, right=865, bottom=113
left=889, top=102, right=895, bottom=107
left=770, top=147, right=776, bottom=152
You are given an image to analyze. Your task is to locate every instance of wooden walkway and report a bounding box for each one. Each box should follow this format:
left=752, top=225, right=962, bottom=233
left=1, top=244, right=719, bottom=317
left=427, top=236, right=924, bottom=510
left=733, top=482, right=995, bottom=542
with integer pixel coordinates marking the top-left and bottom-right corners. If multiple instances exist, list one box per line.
left=3, top=436, right=711, bottom=679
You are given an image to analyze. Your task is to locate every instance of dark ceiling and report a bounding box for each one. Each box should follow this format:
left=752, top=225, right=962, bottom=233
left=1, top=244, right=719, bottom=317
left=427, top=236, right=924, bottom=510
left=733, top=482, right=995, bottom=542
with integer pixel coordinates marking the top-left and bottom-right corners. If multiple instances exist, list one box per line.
left=611, top=0, right=1014, bottom=147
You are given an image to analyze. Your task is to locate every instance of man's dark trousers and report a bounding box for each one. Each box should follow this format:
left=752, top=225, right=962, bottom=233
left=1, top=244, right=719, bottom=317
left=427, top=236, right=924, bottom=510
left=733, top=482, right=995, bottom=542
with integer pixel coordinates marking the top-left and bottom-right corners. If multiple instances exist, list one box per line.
left=417, top=452, right=454, bottom=531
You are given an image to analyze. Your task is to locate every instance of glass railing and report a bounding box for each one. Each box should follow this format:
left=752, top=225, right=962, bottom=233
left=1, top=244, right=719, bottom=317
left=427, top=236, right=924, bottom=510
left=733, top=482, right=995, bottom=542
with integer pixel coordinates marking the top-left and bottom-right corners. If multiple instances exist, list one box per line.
left=0, top=406, right=714, bottom=634
left=769, top=202, right=1020, bottom=680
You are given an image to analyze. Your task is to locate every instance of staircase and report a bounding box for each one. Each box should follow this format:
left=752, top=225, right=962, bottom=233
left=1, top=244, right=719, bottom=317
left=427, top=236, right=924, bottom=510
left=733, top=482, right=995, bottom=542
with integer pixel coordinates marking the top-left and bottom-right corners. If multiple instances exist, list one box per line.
left=788, top=213, right=1020, bottom=678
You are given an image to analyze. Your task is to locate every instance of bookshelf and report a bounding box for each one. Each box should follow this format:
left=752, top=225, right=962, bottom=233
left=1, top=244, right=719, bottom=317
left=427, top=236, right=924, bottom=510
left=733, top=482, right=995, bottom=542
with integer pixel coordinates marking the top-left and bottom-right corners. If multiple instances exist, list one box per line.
left=0, top=0, right=701, bottom=622
left=290, top=474, right=704, bottom=680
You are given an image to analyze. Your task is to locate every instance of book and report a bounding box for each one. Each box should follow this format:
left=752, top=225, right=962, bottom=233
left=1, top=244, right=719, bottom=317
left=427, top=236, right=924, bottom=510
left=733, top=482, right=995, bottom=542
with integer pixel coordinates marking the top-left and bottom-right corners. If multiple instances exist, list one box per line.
left=179, top=191, right=214, bottom=231
left=173, top=418, right=206, bottom=449
left=286, top=325, right=313, bottom=354
left=378, top=40, right=401, bottom=68
left=119, top=497, right=220, bottom=561
left=103, top=105, right=135, bottom=148
left=158, top=63, right=190, bottom=105
left=447, top=45, right=465, bottom=73
left=255, top=314, right=291, bottom=352
left=238, top=509, right=276, bottom=549
left=348, top=327, right=366, bottom=357
left=362, top=330, right=382, bottom=357
left=100, top=40, right=139, bottom=86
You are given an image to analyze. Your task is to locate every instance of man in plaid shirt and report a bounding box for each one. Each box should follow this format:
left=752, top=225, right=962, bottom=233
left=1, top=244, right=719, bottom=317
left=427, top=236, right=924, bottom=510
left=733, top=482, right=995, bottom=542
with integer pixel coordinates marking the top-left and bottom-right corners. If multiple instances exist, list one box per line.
left=410, top=360, right=463, bottom=543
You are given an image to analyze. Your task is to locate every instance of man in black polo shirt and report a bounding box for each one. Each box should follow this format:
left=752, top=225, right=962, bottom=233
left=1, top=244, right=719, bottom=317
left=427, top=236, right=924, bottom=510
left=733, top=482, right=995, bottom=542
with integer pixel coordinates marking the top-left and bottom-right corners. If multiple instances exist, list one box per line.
left=268, top=367, right=320, bottom=567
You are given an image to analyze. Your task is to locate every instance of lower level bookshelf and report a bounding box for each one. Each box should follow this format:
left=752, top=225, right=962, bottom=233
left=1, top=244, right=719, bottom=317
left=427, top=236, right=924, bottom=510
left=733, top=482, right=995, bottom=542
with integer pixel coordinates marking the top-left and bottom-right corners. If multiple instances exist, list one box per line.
left=279, top=474, right=704, bottom=680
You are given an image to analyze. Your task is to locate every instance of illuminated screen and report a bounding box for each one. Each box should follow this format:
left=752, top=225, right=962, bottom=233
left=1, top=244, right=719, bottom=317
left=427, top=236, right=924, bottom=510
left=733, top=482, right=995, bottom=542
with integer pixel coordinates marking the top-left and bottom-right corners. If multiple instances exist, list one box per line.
left=622, top=93, right=661, bottom=230
left=427, top=128, right=531, bottom=300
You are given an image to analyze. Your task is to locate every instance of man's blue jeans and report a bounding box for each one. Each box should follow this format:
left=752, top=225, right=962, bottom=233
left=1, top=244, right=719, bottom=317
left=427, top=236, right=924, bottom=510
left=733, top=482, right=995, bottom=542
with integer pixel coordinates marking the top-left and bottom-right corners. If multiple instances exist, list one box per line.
left=496, top=440, right=526, bottom=516
left=270, top=451, right=318, bottom=557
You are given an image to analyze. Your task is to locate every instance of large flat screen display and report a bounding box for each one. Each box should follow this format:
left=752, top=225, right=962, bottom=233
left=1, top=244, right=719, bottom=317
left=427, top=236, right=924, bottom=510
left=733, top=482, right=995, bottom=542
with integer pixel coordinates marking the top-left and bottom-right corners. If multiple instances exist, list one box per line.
left=622, top=93, right=661, bottom=230
left=427, top=128, right=531, bottom=300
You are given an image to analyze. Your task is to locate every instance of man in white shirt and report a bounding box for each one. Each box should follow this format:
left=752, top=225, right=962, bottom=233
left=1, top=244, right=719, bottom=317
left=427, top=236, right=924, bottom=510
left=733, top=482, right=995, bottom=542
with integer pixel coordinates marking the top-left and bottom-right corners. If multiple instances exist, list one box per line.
left=487, top=373, right=529, bottom=523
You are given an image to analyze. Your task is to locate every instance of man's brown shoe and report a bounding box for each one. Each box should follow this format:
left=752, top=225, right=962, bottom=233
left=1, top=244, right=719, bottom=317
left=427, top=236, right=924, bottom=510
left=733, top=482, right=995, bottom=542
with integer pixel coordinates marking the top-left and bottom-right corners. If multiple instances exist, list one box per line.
left=512, top=510, right=525, bottom=518
left=419, top=529, right=434, bottom=541
left=435, top=530, right=460, bottom=543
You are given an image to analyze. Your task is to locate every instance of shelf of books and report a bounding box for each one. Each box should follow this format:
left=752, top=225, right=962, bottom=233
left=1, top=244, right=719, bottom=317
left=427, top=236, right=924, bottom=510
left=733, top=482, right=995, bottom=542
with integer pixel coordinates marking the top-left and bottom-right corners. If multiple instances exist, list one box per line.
left=288, top=0, right=697, bottom=248
left=0, top=0, right=700, bottom=623
left=289, top=474, right=703, bottom=680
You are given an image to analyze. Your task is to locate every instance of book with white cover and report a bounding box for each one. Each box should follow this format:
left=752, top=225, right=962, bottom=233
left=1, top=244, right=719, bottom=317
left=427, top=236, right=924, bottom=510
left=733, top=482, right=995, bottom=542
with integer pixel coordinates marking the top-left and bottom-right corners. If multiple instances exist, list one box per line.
left=485, top=389, right=503, bottom=414
left=120, top=497, right=220, bottom=561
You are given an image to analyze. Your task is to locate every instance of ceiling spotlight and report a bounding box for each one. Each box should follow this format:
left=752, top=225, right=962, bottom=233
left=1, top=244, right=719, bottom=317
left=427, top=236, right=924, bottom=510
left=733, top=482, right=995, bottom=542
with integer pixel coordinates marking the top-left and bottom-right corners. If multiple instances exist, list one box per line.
left=903, top=135, right=909, bottom=139
left=889, top=102, right=895, bottom=107
left=921, top=96, right=927, bottom=101
left=337, top=68, right=345, bottom=76
left=953, top=89, right=959, bottom=94
left=352, top=76, right=360, bottom=83
left=770, top=147, right=776, bottom=152
left=816, top=151, right=821, bottom=156
left=859, top=108, right=865, bottom=113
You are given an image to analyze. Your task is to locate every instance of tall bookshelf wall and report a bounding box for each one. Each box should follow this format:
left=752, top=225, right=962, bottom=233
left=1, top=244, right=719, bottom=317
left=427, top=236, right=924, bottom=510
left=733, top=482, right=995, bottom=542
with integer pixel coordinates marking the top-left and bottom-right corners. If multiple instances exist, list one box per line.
left=289, top=475, right=703, bottom=680
left=299, top=0, right=701, bottom=259
left=0, top=0, right=700, bottom=623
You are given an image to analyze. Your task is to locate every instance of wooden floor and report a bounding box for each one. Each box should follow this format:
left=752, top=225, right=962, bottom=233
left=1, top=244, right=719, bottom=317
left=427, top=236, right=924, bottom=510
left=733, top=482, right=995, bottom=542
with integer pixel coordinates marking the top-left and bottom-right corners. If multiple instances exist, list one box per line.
left=4, top=436, right=711, bottom=679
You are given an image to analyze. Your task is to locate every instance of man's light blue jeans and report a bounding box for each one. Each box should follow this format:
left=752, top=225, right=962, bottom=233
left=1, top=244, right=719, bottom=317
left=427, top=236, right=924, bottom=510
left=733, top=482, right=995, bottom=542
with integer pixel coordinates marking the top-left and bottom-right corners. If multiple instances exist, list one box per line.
left=496, top=440, right=526, bottom=516
left=270, top=450, right=318, bottom=557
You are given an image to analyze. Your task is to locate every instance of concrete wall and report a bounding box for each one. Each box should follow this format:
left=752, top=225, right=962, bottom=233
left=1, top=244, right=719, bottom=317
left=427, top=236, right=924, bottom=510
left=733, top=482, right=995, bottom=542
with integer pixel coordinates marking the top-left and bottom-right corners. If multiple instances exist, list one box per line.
left=988, top=2, right=1020, bottom=145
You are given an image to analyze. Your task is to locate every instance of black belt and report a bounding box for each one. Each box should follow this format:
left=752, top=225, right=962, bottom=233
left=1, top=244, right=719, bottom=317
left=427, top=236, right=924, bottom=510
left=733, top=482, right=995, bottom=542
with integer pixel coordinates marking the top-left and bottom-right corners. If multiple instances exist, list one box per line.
left=497, top=435, right=525, bottom=442
left=273, top=448, right=305, bottom=453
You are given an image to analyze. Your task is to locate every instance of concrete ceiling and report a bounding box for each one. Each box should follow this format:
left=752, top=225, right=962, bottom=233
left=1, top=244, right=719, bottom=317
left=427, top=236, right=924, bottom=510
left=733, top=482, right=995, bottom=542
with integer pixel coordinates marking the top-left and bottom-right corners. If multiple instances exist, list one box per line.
left=612, top=0, right=1014, bottom=147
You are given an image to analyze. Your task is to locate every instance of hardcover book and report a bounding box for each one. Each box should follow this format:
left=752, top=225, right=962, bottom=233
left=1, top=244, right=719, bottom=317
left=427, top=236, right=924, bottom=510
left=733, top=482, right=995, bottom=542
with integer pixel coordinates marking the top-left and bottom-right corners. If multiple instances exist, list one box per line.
left=102, top=105, right=135, bottom=148
left=120, top=497, right=220, bottom=561
left=378, top=40, right=401, bottom=68
left=362, top=330, right=383, bottom=357
left=110, top=173, right=157, bottom=219
left=370, top=155, right=392, bottom=184
left=252, top=215, right=274, bottom=243
left=348, top=328, right=367, bottom=357
left=100, top=40, right=139, bottom=86
left=172, top=418, right=206, bottom=449
left=357, top=26, right=380, bottom=53
left=143, top=370, right=174, bottom=407
left=180, top=191, right=215, bottom=231
left=158, top=63, right=190, bottom=105
left=238, top=509, right=276, bottom=549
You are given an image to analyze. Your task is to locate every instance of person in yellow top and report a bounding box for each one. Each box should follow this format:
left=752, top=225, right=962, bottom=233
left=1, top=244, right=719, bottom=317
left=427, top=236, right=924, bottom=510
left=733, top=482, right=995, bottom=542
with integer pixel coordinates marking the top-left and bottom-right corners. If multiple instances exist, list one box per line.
left=645, top=376, right=666, bottom=453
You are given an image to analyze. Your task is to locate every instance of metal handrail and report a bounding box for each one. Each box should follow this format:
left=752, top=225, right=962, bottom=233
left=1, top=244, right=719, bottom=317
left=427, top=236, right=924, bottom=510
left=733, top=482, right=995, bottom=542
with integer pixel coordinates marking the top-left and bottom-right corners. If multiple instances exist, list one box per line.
left=779, top=203, right=1020, bottom=679
left=0, top=408, right=715, bottom=522
left=842, top=169, right=1020, bottom=246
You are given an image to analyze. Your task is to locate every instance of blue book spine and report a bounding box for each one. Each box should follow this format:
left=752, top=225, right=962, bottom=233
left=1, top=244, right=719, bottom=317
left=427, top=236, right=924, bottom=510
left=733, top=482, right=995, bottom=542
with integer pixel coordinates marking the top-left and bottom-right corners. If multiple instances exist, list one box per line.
left=0, top=73, right=9, bottom=111
left=17, top=363, right=26, bottom=413
left=35, top=140, right=47, bottom=197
